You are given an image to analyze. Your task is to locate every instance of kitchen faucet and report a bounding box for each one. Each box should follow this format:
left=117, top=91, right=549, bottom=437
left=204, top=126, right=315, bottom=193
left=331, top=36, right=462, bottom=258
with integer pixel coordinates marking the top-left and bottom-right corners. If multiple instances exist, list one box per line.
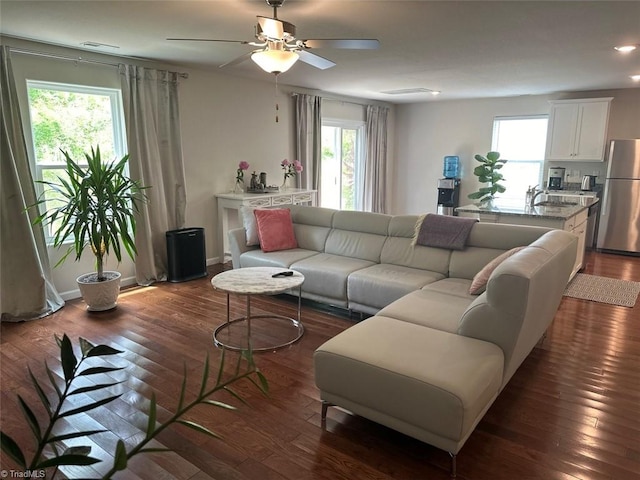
left=528, top=185, right=546, bottom=207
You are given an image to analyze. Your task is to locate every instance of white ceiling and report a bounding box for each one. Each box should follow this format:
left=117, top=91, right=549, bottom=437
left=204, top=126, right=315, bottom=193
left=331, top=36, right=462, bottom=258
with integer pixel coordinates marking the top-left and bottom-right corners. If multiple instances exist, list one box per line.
left=1, top=0, right=639, bottom=103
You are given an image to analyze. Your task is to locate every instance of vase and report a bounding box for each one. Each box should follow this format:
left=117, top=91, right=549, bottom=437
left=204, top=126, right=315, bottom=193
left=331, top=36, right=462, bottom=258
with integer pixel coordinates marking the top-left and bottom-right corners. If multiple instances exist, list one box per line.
left=280, top=175, right=290, bottom=190
left=234, top=179, right=245, bottom=194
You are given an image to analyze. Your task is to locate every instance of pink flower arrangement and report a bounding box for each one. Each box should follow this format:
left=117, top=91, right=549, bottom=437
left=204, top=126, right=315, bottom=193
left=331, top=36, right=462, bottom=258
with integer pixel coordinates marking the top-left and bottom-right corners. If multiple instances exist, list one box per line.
left=281, top=159, right=303, bottom=179
left=236, top=161, right=250, bottom=183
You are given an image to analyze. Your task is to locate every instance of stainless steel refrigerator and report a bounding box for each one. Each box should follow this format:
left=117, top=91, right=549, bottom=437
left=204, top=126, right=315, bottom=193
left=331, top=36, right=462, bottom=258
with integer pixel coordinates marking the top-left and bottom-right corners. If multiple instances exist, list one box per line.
left=597, top=139, right=640, bottom=254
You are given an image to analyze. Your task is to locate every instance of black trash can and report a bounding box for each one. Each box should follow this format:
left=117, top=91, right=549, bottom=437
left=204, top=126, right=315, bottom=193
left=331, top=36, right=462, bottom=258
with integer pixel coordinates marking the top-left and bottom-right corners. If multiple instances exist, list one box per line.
left=166, top=227, right=207, bottom=282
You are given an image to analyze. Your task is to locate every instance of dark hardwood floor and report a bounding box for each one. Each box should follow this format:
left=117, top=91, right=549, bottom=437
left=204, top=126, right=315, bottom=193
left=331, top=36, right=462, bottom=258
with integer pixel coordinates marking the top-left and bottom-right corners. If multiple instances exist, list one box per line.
left=2, top=250, right=640, bottom=479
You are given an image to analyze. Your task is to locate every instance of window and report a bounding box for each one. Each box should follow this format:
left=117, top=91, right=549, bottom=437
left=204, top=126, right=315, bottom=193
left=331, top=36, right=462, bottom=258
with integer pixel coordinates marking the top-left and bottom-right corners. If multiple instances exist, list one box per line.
left=491, top=115, right=548, bottom=206
left=26, top=81, right=127, bottom=239
left=321, top=120, right=365, bottom=210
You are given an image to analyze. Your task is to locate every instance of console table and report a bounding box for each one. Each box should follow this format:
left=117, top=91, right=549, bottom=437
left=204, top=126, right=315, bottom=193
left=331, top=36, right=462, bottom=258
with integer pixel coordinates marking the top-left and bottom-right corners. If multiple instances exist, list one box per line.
left=215, top=188, right=317, bottom=262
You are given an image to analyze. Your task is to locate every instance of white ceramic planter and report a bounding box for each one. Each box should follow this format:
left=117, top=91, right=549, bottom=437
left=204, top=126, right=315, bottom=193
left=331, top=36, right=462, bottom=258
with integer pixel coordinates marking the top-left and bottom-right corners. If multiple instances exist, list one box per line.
left=76, top=271, right=122, bottom=311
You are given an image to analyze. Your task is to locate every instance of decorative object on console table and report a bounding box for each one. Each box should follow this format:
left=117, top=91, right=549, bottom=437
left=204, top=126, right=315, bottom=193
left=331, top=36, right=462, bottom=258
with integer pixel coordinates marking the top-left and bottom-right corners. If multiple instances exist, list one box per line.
left=468, top=151, right=507, bottom=206
left=235, top=161, right=249, bottom=193
left=280, top=159, right=303, bottom=189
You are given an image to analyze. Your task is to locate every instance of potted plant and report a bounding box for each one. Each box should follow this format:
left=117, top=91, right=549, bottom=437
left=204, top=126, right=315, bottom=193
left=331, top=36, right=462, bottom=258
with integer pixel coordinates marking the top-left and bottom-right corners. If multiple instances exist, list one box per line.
left=32, top=146, right=147, bottom=311
left=467, top=151, right=507, bottom=206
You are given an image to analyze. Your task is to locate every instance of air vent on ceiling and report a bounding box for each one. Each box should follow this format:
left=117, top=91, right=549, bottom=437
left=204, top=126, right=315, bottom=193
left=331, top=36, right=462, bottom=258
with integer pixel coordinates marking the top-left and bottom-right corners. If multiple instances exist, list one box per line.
left=80, top=41, right=119, bottom=49
left=381, top=88, right=440, bottom=96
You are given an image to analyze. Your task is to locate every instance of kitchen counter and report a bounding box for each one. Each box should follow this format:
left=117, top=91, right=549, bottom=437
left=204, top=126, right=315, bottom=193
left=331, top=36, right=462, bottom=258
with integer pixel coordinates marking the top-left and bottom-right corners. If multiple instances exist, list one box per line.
left=456, top=194, right=599, bottom=279
left=456, top=194, right=598, bottom=220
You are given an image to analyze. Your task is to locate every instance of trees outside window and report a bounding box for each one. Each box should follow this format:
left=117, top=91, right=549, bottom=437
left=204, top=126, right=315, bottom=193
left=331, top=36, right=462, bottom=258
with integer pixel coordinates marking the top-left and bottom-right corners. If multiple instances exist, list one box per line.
left=321, top=121, right=364, bottom=210
left=26, top=81, right=127, bottom=240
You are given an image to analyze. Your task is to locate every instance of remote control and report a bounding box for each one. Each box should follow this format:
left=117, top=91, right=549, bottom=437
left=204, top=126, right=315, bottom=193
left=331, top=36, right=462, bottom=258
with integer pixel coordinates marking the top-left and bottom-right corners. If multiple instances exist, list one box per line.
left=272, top=271, right=294, bottom=277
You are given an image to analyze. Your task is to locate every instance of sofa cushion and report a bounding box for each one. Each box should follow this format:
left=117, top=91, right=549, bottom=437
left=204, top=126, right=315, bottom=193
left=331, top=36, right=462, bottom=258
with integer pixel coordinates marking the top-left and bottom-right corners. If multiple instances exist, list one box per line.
left=378, top=289, right=474, bottom=332
left=239, top=248, right=319, bottom=269
left=240, top=206, right=262, bottom=246
left=469, top=246, right=526, bottom=295
left=348, top=264, right=445, bottom=311
left=314, top=315, right=504, bottom=451
left=255, top=208, right=297, bottom=252
left=291, top=253, right=375, bottom=304
left=422, top=278, right=476, bottom=299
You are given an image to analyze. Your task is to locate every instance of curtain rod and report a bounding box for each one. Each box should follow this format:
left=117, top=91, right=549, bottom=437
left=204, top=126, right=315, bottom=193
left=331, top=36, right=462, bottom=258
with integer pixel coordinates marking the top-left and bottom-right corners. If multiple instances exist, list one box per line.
left=8, top=47, right=189, bottom=79
left=291, top=91, right=376, bottom=108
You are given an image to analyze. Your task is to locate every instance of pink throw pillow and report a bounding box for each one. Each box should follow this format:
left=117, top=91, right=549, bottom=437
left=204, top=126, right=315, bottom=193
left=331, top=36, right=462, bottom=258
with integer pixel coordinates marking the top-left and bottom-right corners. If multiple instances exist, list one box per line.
left=469, top=246, right=526, bottom=295
left=254, top=208, right=298, bottom=253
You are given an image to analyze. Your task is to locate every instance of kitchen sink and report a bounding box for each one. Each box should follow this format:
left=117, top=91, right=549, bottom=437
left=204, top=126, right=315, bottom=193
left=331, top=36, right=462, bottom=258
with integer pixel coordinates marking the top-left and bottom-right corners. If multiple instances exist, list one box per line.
left=534, top=201, right=578, bottom=207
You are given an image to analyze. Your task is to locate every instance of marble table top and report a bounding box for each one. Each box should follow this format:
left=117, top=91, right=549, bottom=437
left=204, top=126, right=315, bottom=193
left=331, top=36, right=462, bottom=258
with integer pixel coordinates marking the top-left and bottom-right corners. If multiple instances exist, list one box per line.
left=211, top=267, right=304, bottom=295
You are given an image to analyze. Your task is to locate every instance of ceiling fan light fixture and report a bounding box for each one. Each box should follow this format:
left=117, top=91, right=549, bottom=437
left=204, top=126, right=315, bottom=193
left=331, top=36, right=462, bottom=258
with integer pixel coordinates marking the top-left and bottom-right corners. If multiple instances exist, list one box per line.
left=251, top=49, right=299, bottom=74
left=614, top=45, right=637, bottom=53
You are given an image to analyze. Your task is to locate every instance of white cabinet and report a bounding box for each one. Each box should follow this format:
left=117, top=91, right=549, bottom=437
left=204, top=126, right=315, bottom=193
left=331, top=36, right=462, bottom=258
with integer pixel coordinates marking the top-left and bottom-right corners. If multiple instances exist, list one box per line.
left=545, top=98, right=612, bottom=162
left=563, top=209, right=588, bottom=278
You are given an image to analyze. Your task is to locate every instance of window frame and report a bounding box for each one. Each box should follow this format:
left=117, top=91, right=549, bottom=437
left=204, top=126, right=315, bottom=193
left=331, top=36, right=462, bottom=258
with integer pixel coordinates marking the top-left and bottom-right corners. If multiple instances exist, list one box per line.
left=25, top=80, right=128, bottom=242
left=321, top=118, right=365, bottom=211
left=491, top=114, right=549, bottom=204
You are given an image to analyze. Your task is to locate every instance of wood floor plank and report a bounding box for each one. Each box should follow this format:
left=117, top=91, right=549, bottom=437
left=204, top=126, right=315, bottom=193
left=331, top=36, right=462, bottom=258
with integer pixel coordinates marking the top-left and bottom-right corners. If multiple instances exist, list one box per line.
left=2, top=250, right=640, bottom=479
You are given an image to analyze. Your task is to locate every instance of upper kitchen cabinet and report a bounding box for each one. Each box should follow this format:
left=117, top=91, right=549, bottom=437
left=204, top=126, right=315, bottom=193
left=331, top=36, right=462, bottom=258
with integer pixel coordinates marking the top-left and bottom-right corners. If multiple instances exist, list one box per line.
left=545, top=98, right=612, bottom=162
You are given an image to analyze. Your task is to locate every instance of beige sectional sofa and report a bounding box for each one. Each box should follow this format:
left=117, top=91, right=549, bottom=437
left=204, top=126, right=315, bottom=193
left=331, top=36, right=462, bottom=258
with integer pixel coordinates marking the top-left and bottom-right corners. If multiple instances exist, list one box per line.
left=228, top=204, right=577, bottom=476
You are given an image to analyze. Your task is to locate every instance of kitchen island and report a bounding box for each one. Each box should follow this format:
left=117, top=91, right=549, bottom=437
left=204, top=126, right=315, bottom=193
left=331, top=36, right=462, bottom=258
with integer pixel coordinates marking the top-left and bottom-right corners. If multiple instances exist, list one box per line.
left=456, top=194, right=599, bottom=279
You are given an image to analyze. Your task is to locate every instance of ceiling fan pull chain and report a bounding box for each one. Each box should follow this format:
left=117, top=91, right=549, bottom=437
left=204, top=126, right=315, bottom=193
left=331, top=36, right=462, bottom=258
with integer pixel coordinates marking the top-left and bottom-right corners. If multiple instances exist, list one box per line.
left=275, top=74, right=279, bottom=123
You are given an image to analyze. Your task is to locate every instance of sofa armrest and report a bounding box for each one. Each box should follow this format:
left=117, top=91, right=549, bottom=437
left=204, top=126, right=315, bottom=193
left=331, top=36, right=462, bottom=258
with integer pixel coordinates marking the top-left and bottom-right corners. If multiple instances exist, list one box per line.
left=228, top=228, right=254, bottom=268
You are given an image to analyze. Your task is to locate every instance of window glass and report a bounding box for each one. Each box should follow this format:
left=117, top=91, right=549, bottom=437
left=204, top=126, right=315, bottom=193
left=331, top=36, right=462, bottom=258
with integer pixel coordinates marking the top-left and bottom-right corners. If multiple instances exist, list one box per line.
left=321, top=121, right=364, bottom=210
left=26, top=81, right=127, bottom=240
left=491, top=116, right=548, bottom=206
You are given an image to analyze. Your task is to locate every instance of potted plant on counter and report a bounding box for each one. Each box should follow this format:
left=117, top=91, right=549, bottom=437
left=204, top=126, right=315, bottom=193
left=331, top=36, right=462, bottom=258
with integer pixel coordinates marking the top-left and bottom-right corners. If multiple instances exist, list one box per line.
left=468, top=151, right=507, bottom=206
left=31, top=146, right=147, bottom=311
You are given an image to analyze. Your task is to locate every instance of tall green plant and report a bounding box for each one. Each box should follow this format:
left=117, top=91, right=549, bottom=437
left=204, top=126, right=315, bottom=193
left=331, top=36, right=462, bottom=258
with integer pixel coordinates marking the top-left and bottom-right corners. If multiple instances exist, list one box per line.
left=467, top=151, right=507, bottom=204
left=0, top=335, right=268, bottom=479
left=31, top=146, right=147, bottom=281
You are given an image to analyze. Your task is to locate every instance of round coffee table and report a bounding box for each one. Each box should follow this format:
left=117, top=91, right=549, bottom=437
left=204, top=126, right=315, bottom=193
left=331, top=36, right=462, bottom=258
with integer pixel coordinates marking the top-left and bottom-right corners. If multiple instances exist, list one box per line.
left=210, top=267, right=305, bottom=352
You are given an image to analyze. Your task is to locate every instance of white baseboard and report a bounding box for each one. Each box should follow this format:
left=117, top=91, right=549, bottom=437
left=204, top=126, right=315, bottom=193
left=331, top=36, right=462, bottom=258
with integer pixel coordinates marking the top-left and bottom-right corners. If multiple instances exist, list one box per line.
left=207, top=256, right=221, bottom=266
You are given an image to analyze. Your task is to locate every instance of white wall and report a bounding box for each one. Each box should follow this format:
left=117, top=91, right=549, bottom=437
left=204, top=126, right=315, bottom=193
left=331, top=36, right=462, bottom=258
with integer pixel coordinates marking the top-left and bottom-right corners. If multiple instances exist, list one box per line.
left=392, top=88, right=640, bottom=215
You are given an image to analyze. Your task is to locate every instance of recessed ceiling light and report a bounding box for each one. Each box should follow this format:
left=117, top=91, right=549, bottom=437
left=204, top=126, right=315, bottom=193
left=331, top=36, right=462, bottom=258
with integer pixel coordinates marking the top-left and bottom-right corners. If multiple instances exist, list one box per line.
left=381, top=88, right=441, bottom=96
left=631, top=75, right=640, bottom=82
left=430, top=91, right=441, bottom=96
left=614, top=45, right=637, bottom=53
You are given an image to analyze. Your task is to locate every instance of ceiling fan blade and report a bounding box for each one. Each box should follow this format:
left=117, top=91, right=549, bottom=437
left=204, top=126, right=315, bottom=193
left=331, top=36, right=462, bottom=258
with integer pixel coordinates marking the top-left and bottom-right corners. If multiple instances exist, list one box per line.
left=166, top=38, right=250, bottom=45
left=219, top=51, right=254, bottom=69
left=257, top=16, right=284, bottom=39
left=297, top=50, right=336, bottom=70
left=302, top=39, right=380, bottom=50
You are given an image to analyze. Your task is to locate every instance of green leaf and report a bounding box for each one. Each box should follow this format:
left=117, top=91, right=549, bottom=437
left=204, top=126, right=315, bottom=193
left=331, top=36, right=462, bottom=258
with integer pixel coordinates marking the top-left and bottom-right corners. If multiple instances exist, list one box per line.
left=223, top=387, right=249, bottom=407
left=177, top=420, right=223, bottom=440
left=79, top=337, right=95, bottom=357
left=60, top=394, right=121, bottom=418
left=486, top=151, right=501, bottom=162
left=199, top=353, right=210, bottom=397
left=17, top=395, right=41, bottom=442
left=45, top=361, right=63, bottom=399
left=1, top=431, right=26, bottom=468
left=59, top=334, right=78, bottom=383
left=36, top=453, right=102, bottom=468
left=113, top=439, right=128, bottom=471
left=69, top=381, right=124, bottom=396
left=47, top=429, right=107, bottom=443
left=255, top=371, right=269, bottom=394
left=146, top=393, right=157, bottom=437
left=86, top=344, right=124, bottom=358
left=177, top=363, right=187, bottom=411
left=28, top=366, right=52, bottom=414
left=78, top=366, right=125, bottom=376
left=202, top=400, right=237, bottom=410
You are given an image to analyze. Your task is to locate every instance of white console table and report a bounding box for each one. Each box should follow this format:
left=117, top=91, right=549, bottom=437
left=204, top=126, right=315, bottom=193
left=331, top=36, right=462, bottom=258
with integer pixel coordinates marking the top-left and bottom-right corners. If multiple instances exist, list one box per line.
left=215, top=188, right=317, bottom=262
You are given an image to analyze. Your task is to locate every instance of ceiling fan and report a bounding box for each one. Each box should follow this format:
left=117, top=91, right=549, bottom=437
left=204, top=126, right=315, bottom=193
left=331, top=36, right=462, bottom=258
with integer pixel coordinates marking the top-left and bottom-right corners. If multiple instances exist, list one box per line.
left=167, top=0, right=380, bottom=74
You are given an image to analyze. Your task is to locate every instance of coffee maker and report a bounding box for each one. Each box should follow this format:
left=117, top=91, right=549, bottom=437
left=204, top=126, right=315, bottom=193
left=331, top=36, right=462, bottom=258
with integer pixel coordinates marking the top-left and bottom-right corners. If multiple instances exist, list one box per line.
left=547, top=167, right=565, bottom=190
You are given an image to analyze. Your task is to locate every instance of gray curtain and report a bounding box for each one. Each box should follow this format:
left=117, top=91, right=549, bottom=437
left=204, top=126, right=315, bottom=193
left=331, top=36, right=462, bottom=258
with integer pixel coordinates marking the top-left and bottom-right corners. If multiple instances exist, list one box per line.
left=294, top=94, right=322, bottom=199
left=1, top=46, right=64, bottom=322
left=363, top=105, right=389, bottom=213
left=119, top=64, right=187, bottom=285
